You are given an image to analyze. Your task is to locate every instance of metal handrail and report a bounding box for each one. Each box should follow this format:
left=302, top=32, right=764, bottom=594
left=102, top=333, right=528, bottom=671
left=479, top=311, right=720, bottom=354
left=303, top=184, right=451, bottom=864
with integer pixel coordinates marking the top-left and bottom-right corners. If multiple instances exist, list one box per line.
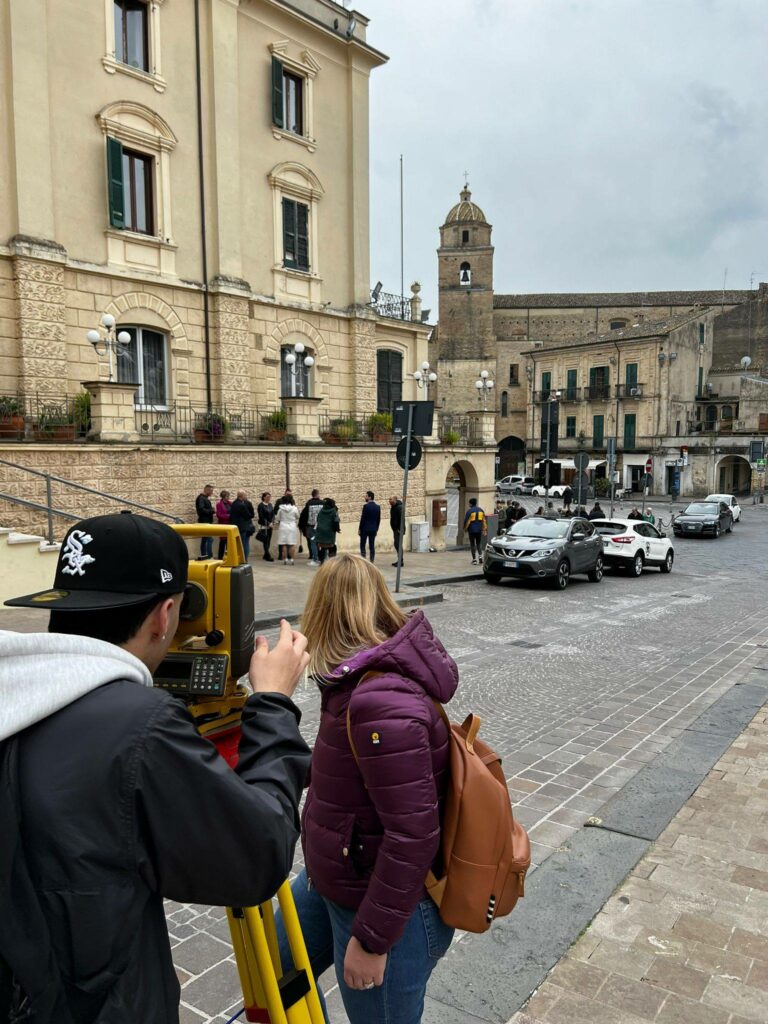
left=0, top=493, right=79, bottom=541
left=0, top=456, right=183, bottom=543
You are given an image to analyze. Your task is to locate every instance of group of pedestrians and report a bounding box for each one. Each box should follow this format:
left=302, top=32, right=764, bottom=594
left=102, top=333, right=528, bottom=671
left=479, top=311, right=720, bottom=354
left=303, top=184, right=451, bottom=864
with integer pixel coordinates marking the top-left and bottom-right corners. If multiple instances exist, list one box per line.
left=195, top=484, right=406, bottom=567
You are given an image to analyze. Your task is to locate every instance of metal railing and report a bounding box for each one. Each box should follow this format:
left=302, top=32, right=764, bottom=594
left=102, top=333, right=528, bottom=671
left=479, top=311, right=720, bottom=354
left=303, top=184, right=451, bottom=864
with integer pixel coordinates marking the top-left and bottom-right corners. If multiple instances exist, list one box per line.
left=616, top=383, right=647, bottom=399
left=0, top=456, right=182, bottom=544
left=584, top=385, right=612, bottom=402
left=0, top=392, right=91, bottom=442
left=438, top=414, right=479, bottom=446
left=135, top=403, right=285, bottom=444
left=372, top=291, right=415, bottom=322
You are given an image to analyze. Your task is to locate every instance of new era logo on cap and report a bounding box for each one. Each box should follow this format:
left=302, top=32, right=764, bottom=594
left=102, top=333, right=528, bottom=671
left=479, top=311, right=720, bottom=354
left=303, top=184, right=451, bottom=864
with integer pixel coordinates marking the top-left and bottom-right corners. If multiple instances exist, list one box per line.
left=4, top=513, right=188, bottom=611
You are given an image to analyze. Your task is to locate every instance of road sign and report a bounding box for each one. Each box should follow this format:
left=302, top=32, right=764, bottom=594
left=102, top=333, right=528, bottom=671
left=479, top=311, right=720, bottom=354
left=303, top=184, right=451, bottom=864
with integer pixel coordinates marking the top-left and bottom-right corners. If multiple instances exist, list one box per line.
left=574, top=451, right=590, bottom=472
left=645, top=457, right=653, bottom=474
left=396, top=436, right=422, bottom=470
left=392, top=401, right=434, bottom=437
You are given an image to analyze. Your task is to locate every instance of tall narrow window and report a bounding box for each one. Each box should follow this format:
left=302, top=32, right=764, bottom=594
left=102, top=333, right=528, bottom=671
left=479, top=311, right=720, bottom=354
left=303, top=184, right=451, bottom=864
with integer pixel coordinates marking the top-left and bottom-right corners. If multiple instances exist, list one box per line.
left=623, top=413, right=636, bottom=448
left=281, top=345, right=312, bottom=398
left=566, top=368, right=577, bottom=401
left=566, top=415, right=576, bottom=438
left=117, top=326, right=168, bottom=406
left=376, top=349, right=403, bottom=413
left=271, top=58, right=306, bottom=136
left=589, top=365, right=610, bottom=401
left=114, top=0, right=149, bottom=72
left=121, top=149, right=154, bottom=234
left=459, top=261, right=471, bottom=286
left=461, top=230, right=469, bottom=244
left=282, top=198, right=309, bottom=271
left=501, top=391, right=508, bottom=417
left=625, top=362, right=638, bottom=391
left=509, top=363, right=519, bottom=385
left=593, top=414, right=605, bottom=447
left=541, top=370, right=551, bottom=400
left=697, top=366, right=704, bottom=398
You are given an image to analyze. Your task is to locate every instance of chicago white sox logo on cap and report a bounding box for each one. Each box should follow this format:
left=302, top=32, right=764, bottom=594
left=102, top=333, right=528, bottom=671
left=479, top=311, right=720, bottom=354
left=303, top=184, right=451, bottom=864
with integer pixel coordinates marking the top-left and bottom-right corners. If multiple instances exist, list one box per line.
left=61, top=531, right=96, bottom=577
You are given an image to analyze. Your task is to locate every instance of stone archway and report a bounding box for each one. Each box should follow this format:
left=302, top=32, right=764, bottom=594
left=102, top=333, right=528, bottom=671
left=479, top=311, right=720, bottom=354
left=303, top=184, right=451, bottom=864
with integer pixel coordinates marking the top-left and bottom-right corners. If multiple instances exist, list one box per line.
left=445, top=458, right=480, bottom=545
left=716, top=454, right=752, bottom=495
left=497, top=434, right=526, bottom=478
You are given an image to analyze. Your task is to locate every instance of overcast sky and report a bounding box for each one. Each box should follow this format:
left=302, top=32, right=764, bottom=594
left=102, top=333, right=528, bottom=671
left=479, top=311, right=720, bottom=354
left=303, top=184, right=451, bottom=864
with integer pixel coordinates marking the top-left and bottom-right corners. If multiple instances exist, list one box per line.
left=364, top=0, right=768, bottom=318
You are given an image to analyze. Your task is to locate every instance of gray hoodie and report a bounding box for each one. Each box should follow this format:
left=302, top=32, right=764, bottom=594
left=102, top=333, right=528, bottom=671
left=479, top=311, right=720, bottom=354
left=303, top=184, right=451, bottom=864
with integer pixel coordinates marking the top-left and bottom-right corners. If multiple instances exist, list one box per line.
left=0, top=630, right=152, bottom=741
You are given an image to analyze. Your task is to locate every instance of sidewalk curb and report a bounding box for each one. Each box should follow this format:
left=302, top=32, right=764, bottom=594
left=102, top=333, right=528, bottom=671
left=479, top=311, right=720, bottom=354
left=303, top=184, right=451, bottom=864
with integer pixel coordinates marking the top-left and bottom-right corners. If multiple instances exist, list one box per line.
left=406, top=571, right=485, bottom=588
left=252, top=587, right=444, bottom=631
left=426, top=672, right=768, bottom=1024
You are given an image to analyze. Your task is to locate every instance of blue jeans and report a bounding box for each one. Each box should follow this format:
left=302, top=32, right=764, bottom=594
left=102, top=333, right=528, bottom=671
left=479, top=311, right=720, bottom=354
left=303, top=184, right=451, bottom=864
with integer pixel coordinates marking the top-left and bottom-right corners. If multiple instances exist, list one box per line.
left=200, top=535, right=213, bottom=558
left=309, top=535, right=319, bottom=561
left=360, top=532, right=377, bottom=561
left=276, top=869, right=453, bottom=1024
left=238, top=528, right=250, bottom=560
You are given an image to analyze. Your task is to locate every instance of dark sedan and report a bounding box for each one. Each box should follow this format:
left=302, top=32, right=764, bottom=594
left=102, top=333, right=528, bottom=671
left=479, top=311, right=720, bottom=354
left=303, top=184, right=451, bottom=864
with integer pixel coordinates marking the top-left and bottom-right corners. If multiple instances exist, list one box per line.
left=673, top=501, right=733, bottom=539
left=483, top=515, right=604, bottom=589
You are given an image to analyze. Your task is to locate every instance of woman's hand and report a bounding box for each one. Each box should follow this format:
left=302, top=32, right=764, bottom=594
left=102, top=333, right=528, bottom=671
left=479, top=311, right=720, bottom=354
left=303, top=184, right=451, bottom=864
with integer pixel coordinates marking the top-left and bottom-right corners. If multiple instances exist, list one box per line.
left=343, top=936, right=386, bottom=990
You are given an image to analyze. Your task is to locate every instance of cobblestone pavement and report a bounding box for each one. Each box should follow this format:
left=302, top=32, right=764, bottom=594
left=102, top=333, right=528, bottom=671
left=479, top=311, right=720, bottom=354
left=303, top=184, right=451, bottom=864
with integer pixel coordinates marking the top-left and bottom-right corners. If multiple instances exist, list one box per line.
left=508, top=702, right=768, bottom=1024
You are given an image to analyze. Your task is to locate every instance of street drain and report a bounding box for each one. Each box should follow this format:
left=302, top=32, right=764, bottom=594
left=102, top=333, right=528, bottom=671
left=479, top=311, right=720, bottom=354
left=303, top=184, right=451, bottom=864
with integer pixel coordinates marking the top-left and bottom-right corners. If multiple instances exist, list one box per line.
left=508, top=639, right=544, bottom=649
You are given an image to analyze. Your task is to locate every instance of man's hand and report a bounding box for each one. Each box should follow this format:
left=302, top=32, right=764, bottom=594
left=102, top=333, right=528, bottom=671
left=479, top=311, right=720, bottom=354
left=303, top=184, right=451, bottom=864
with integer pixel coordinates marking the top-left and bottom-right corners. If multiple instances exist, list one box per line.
left=249, top=619, right=309, bottom=698
left=343, top=936, right=386, bottom=990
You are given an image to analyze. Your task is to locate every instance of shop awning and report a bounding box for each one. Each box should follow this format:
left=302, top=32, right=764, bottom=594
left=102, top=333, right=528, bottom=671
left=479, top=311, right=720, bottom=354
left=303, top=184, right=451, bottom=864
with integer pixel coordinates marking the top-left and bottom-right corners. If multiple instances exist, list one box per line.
left=535, top=458, right=607, bottom=470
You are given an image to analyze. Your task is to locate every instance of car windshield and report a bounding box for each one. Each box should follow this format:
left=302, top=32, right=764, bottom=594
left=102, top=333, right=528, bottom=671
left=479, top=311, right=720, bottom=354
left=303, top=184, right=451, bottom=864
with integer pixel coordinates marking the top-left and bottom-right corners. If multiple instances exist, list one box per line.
left=506, top=518, right=569, bottom=539
left=593, top=521, right=629, bottom=535
left=684, top=503, right=719, bottom=515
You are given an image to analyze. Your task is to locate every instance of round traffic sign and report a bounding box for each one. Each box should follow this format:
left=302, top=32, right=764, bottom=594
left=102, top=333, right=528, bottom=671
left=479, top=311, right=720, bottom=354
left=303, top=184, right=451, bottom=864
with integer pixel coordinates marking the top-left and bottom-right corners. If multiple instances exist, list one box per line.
left=396, top=436, right=422, bottom=470
left=574, top=451, right=590, bottom=472
left=645, top=457, right=653, bottom=474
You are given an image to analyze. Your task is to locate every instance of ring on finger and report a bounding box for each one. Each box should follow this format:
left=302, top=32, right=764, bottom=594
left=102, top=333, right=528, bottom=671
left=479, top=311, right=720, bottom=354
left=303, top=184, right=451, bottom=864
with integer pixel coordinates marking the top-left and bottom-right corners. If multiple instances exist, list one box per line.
left=363, top=981, right=375, bottom=990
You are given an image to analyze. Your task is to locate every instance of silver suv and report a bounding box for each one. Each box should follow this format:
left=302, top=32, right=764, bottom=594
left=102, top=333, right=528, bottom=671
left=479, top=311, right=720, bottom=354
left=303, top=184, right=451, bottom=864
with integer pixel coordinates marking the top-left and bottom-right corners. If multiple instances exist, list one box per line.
left=483, top=515, right=604, bottom=590
left=496, top=474, right=536, bottom=496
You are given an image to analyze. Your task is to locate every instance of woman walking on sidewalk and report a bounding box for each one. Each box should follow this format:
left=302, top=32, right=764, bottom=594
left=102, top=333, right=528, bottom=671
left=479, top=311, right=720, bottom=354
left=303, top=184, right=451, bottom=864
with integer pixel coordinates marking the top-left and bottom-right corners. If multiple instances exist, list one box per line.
left=278, top=554, right=458, bottom=1024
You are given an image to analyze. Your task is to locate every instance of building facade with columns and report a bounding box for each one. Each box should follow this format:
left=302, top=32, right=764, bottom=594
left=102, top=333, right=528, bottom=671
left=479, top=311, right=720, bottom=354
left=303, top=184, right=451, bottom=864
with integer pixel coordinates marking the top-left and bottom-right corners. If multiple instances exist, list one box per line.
left=433, top=186, right=760, bottom=496
left=0, top=0, right=498, bottom=546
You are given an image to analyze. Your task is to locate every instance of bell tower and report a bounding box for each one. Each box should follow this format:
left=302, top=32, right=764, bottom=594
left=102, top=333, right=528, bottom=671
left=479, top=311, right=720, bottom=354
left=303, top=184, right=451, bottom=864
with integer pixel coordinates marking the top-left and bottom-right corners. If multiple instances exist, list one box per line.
left=437, top=185, right=495, bottom=361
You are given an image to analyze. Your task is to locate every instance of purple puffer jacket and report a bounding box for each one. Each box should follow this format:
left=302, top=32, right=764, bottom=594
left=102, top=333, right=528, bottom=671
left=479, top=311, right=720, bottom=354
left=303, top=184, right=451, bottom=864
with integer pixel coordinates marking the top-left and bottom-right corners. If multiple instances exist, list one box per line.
left=301, top=610, right=458, bottom=955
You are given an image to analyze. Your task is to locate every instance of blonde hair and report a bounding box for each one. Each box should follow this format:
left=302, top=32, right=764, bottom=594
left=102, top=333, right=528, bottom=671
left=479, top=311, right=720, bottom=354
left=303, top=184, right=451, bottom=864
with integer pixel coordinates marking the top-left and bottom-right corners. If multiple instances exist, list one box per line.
left=301, top=553, right=407, bottom=678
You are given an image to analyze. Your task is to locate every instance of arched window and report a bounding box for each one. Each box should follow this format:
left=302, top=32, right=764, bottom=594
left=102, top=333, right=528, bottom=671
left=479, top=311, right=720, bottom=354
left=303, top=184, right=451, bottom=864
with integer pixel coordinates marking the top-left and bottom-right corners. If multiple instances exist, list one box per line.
left=459, top=261, right=471, bottom=286
left=116, top=326, right=168, bottom=407
left=377, top=349, right=403, bottom=413
left=281, top=344, right=313, bottom=398
left=501, top=391, right=508, bottom=417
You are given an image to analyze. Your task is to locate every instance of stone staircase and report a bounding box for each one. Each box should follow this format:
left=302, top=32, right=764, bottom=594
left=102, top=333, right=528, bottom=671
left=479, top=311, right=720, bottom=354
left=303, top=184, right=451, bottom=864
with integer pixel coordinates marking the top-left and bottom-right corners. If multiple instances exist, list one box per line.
left=0, top=526, right=60, bottom=609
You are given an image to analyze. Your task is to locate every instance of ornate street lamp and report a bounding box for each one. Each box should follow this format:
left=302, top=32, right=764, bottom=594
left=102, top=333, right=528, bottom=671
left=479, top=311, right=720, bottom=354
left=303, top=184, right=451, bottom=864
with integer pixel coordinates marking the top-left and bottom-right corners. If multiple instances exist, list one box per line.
left=474, top=369, right=495, bottom=409
left=413, top=360, right=437, bottom=398
left=86, top=313, right=131, bottom=382
left=283, top=342, right=315, bottom=398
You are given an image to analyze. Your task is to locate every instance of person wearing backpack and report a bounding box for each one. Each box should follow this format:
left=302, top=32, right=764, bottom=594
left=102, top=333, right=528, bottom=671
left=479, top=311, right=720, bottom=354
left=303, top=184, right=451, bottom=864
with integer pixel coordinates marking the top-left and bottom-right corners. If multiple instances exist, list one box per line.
left=462, top=497, right=487, bottom=564
left=276, top=553, right=458, bottom=1024
left=0, top=513, right=311, bottom=1024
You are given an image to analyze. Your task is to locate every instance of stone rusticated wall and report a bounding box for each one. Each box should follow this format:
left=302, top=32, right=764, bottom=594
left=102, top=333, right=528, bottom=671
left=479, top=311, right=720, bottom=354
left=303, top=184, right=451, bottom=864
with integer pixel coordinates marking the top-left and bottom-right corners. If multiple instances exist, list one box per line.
left=210, top=291, right=251, bottom=407
left=0, top=259, right=18, bottom=393
left=0, top=444, right=426, bottom=553
left=15, top=258, right=67, bottom=395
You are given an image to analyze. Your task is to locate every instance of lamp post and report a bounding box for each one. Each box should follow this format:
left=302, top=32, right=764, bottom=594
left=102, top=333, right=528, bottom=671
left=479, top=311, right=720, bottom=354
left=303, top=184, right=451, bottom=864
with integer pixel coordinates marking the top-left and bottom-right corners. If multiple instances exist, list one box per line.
left=474, top=369, right=494, bottom=410
left=86, top=314, right=132, bottom=383
left=413, top=360, right=437, bottom=398
left=544, top=390, right=561, bottom=506
left=283, top=342, right=315, bottom=398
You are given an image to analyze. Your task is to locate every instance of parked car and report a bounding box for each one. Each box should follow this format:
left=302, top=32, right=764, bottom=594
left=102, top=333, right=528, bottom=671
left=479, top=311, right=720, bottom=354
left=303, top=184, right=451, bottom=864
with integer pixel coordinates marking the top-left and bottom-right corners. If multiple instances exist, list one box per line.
left=592, top=518, right=674, bottom=575
left=530, top=483, right=568, bottom=498
left=483, top=515, right=604, bottom=590
left=704, top=493, right=741, bottom=522
left=496, top=474, right=536, bottom=495
left=673, top=501, right=733, bottom=538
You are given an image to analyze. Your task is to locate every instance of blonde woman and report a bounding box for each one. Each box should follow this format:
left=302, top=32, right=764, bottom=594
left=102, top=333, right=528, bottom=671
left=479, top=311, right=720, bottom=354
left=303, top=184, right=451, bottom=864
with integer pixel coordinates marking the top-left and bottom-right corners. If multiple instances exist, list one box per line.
left=278, top=554, right=458, bottom=1024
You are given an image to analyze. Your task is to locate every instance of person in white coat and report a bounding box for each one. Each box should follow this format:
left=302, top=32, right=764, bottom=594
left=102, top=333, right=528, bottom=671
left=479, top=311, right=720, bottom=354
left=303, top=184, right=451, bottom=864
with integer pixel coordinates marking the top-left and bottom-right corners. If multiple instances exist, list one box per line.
left=275, top=496, right=301, bottom=564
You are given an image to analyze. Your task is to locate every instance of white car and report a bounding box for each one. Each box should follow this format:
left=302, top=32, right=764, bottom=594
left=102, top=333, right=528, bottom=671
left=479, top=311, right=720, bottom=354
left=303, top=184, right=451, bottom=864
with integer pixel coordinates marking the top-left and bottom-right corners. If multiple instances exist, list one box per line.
left=531, top=483, right=568, bottom=498
left=592, top=518, right=674, bottom=576
left=497, top=474, right=536, bottom=495
left=704, top=493, right=741, bottom=522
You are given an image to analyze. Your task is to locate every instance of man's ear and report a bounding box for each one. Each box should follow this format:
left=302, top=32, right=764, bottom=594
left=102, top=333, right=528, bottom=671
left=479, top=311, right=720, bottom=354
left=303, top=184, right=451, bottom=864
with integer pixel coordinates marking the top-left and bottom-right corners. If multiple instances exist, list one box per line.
left=149, top=597, right=178, bottom=640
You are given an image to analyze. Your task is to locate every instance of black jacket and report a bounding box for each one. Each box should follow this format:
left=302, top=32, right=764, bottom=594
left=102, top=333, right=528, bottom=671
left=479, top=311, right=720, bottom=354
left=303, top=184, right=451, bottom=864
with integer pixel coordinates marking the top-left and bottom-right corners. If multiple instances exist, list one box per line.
left=230, top=498, right=255, bottom=531
left=16, top=682, right=310, bottom=1024
left=359, top=500, right=381, bottom=534
left=298, top=498, right=323, bottom=537
left=195, top=493, right=214, bottom=524
left=389, top=500, right=403, bottom=532
left=257, top=502, right=275, bottom=527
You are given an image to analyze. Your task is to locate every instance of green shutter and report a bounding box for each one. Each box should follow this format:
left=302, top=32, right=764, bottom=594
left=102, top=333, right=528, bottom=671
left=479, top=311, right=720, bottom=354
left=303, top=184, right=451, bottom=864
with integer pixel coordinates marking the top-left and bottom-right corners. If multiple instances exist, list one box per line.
left=625, top=363, right=638, bottom=388
left=593, top=415, right=604, bottom=447
left=282, top=198, right=296, bottom=267
left=272, top=57, right=284, bottom=128
left=106, top=136, right=125, bottom=229
left=296, top=203, right=309, bottom=271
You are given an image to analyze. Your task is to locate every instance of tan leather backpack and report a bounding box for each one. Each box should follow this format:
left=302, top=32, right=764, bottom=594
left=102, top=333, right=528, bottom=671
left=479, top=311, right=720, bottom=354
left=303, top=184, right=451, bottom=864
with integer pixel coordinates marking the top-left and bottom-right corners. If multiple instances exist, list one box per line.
left=347, top=692, right=530, bottom=933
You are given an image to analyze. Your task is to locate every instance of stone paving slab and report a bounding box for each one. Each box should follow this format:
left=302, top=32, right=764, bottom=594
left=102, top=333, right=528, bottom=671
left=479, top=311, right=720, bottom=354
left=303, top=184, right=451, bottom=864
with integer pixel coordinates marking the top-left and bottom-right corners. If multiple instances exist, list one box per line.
left=507, top=702, right=768, bottom=1024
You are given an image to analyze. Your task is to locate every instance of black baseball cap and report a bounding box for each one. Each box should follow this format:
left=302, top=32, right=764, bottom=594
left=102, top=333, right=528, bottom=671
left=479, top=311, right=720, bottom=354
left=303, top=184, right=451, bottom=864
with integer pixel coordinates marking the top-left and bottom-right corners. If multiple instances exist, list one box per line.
left=5, top=513, right=188, bottom=611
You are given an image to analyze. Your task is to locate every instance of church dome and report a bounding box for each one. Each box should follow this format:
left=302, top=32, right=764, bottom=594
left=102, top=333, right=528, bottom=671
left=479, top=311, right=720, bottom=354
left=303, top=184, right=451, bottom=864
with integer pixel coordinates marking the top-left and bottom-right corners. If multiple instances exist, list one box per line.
left=444, top=185, right=487, bottom=224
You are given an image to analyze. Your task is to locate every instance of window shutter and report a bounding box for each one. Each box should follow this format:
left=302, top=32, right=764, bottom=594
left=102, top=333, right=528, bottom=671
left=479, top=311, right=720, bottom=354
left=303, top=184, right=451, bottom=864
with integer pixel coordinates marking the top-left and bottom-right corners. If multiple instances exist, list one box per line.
left=106, top=136, right=125, bottom=229
left=282, top=198, right=296, bottom=267
left=296, top=203, right=309, bottom=271
left=272, top=57, right=284, bottom=128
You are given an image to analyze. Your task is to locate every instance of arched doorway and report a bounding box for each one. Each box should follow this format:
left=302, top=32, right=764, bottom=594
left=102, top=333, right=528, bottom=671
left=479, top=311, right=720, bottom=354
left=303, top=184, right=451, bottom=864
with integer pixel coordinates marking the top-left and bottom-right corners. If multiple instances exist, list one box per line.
left=445, top=459, right=480, bottom=546
left=497, top=435, right=526, bottom=479
left=716, top=454, right=751, bottom=495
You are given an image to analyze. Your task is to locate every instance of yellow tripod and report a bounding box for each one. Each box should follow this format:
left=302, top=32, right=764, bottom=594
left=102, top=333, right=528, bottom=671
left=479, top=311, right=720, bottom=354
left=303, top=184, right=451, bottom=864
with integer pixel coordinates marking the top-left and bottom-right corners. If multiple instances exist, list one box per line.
left=227, top=881, right=326, bottom=1024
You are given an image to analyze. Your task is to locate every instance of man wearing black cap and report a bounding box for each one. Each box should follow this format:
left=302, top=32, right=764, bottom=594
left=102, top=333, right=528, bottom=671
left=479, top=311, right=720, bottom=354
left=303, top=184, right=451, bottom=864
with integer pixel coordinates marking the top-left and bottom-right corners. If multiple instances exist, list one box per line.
left=0, top=513, right=311, bottom=1024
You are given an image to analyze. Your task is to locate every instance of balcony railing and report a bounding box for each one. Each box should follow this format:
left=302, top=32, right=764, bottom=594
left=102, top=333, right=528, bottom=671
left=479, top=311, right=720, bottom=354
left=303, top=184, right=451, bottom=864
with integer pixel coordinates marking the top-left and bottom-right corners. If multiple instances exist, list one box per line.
left=584, top=385, right=612, bottom=402
left=134, top=403, right=286, bottom=444
left=0, top=392, right=90, bottom=442
left=438, top=414, right=479, bottom=445
left=372, top=291, right=415, bottom=322
left=561, top=387, right=582, bottom=403
left=616, top=383, right=647, bottom=400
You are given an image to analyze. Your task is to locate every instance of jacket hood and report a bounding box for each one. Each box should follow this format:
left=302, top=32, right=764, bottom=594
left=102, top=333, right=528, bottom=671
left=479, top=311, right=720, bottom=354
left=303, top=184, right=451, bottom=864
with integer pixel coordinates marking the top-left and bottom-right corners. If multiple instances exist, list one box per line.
left=325, top=610, right=458, bottom=704
left=0, top=630, right=153, bottom=741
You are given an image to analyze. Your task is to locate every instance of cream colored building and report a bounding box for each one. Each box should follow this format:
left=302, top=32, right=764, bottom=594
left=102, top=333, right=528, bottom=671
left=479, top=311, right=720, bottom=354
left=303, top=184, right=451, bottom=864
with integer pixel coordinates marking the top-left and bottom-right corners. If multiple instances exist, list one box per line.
left=0, top=0, right=497, bottom=548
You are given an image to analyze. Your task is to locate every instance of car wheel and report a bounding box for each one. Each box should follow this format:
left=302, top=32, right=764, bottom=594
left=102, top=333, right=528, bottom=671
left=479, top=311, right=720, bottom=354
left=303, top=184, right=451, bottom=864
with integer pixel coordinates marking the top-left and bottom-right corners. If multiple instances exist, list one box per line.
left=713, top=524, right=720, bottom=539
left=484, top=573, right=502, bottom=585
left=659, top=550, right=674, bottom=573
left=553, top=559, right=570, bottom=590
left=588, top=556, right=604, bottom=582
left=631, top=552, right=644, bottom=577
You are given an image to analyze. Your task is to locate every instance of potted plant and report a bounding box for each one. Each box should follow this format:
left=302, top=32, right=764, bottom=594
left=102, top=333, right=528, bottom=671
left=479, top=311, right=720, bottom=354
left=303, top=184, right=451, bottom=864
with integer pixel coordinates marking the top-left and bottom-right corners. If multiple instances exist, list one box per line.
left=0, top=396, right=25, bottom=439
left=264, top=408, right=287, bottom=442
left=194, top=412, right=231, bottom=443
left=72, top=391, right=91, bottom=438
left=443, top=428, right=460, bottom=446
left=367, top=412, right=393, bottom=442
left=36, top=403, right=75, bottom=442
